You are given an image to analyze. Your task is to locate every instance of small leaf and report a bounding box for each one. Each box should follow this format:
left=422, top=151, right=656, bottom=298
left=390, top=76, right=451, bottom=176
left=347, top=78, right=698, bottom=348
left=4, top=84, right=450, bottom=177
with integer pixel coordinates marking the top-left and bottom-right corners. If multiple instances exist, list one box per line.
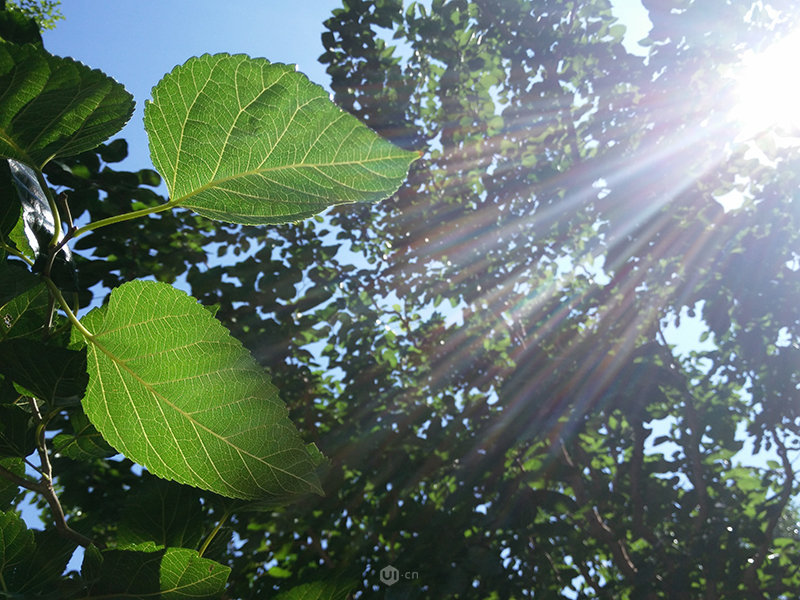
left=0, top=510, right=33, bottom=579
left=52, top=410, right=115, bottom=460
left=274, top=580, right=357, bottom=600
left=0, top=458, right=25, bottom=505
left=80, top=280, right=324, bottom=500
left=0, top=281, right=49, bottom=341
left=0, top=42, right=135, bottom=168
left=0, top=403, right=35, bottom=457
left=7, top=159, right=78, bottom=290
left=160, top=547, right=229, bottom=600
left=144, top=53, right=417, bottom=224
left=88, top=547, right=229, bottom=600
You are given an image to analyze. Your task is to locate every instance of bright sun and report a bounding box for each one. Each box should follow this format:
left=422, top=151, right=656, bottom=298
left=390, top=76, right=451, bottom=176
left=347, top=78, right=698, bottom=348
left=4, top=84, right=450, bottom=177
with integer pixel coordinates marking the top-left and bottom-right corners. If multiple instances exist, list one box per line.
left=730, top=30, right=800, bottom=138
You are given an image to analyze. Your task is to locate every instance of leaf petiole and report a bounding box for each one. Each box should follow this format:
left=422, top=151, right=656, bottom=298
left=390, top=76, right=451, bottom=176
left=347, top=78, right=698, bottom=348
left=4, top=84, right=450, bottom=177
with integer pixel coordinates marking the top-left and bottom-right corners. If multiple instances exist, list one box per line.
left=0, top=239, right=33, bottom=265
left=73, top=198, right=183, bottom=237
left=41, top=276, right=94, bottom=340
left=198, top=510, right=231, bottom=557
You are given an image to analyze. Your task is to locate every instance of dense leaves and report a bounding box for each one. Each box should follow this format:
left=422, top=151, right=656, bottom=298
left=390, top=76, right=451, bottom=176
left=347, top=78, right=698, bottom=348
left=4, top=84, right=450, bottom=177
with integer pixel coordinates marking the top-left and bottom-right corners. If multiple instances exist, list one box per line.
left=0, top=5, right=414, bottom=599
left=3, top=1, right=800, bottom=599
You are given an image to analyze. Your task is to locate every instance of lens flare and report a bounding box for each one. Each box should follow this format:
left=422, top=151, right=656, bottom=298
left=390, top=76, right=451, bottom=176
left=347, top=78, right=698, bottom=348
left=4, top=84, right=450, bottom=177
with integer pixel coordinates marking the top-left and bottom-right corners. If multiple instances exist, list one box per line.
left=730, top=29, right=800, bottom=138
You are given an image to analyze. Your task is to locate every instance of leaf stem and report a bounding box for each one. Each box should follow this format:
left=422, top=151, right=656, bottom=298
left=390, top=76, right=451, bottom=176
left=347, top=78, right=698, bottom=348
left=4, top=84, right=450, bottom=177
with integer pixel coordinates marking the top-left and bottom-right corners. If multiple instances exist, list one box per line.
left=0, top=462, right=41, bottom=492
left=41, top=276, right=95, bottom=340
left=73, top=198, right=182, bottom=237
left=0, top=239, right=33, bottom=265
left=198, top=510, right=231, bottom=557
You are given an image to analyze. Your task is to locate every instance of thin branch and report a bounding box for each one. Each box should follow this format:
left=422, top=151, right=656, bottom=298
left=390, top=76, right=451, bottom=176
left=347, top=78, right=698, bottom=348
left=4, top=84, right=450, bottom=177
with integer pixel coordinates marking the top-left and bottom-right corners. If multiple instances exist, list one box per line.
left=561, top=443, right=639, bottom=580
left=41, top=277, right=94, bottom=340
left=26, top=397, right=101, bottom=549
left=743, top=430, right=795, bottom=596
left=656, top=326, right=709, bottom=538
left=0, top=463, right=44, bottom=494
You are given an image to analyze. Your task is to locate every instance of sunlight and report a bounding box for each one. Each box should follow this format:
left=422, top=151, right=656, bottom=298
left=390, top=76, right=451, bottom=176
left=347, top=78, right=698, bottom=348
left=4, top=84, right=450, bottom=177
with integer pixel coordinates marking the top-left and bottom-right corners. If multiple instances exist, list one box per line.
left=730, top=29, right=800, bottom=138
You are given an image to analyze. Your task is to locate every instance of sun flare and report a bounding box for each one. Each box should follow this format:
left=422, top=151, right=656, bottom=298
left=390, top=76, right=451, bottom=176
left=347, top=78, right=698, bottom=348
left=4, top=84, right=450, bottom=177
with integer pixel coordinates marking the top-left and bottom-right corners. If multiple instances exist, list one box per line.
left=730, top=30, right=800, bottom=137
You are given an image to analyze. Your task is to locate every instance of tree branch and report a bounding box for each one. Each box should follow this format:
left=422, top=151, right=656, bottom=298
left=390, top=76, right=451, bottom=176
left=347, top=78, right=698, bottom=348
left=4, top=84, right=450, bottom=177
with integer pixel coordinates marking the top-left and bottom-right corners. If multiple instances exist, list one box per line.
left=743, top=429, right=795, bottom=597
left=561, top=443, right=639, bottom=580
left=27, top=397, right=102, bottom=549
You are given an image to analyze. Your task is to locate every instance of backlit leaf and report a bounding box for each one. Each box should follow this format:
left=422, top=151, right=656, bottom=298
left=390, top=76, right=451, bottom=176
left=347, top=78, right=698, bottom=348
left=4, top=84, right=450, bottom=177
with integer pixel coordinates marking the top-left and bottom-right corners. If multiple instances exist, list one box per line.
left=0, top=42, right=134, bottom=168
left=144, top=53, right=417, bottom=224
left=80, top=280, right=324, bottom=500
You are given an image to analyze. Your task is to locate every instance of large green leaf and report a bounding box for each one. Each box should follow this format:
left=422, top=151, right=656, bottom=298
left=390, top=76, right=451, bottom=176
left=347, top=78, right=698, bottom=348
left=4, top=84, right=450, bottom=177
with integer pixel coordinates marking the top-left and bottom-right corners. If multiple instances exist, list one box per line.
left=144, top=53, right=417, bottom=224
left=0, top=42, right=134, bottom=168
left=80, top=280, right=324, bottom=500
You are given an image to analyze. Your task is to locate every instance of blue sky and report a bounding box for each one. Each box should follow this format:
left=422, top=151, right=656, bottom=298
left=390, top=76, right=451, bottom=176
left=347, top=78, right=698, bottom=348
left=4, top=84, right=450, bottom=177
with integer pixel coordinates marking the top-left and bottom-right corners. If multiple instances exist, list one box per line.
left=41, top=1, right=651, bottom=172
left=43, top=1, right=343, bottom=170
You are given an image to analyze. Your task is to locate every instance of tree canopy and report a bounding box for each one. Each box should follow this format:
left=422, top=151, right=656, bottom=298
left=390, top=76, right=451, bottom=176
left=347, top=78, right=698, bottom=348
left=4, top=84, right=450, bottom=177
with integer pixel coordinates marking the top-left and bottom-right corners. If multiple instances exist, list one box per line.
left=2, top=1, right=800, bottom=599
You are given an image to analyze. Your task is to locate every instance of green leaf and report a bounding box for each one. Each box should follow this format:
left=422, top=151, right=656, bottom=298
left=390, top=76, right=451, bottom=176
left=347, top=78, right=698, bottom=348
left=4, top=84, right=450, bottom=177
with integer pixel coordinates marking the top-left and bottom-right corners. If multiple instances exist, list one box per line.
left=0, top=458, right=25, bottom=505
left=117, top=477, right=205, bottom=548
left=52, top=410, right=115, bottom=460
left=0, top=403, right=34, bottom=457
left=0, top=161, right=20, bottom=244
left=274, top=579, right=357, bottom=600
left=88, top=547, right=229, bottom=600
left=0, top=281, right=49, bottom=341
left=0, top=338, right=87, bottom=405
left=161, top=548, right=229, bottom=600
left=4, top=528, right=76, bottom=597
left=0, top=260, right=38, bottom=307
left=0, top=510, right=33, bottom=579
left=144, top=53, right=417, bottom=224
left=80, top=280, right=324, bottom=500
left=0, top=42, right=134, bottom=168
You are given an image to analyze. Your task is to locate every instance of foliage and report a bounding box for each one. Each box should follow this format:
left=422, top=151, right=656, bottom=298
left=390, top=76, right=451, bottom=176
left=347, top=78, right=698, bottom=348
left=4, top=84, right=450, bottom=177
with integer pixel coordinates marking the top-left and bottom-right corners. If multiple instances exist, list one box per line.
left=0, top=7, right=414, bottom=599
left=2, top=0, right=61, bottom=31
left=3, top=1, right=800, bottom=599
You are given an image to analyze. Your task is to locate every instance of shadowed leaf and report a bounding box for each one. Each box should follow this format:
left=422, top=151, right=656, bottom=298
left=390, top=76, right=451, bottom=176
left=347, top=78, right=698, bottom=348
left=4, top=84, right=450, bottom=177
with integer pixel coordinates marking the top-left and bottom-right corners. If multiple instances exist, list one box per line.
left=0, top=42, right=134, bottom=168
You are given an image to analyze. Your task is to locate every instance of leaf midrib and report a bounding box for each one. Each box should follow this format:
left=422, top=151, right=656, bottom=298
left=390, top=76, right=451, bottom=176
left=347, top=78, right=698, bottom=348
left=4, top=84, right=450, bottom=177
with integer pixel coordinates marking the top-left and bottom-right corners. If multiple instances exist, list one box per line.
left=171, top=152, right=406, bottom=207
